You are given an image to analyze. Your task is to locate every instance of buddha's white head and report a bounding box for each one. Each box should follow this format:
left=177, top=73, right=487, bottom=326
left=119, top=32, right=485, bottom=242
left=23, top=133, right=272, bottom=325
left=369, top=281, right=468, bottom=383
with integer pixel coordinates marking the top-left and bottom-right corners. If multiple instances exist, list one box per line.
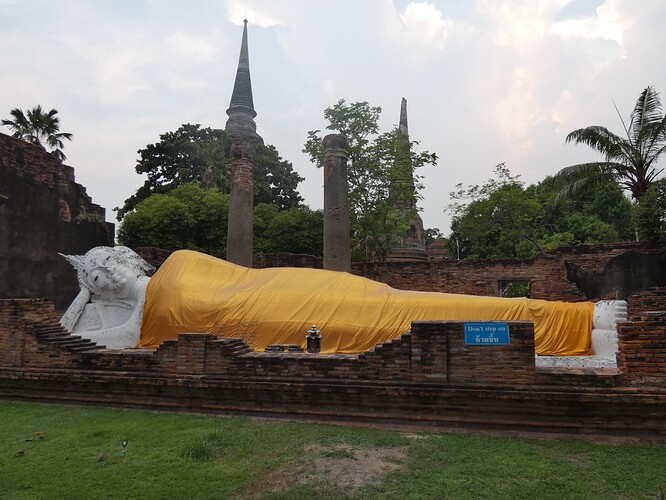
left=61, top=246, right=154, bottom=299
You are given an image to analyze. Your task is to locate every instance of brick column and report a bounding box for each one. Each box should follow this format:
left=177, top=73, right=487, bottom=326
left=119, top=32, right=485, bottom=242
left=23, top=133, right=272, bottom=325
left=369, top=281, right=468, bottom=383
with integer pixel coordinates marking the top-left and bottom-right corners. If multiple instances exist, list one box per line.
left=175, top=333, right=211, bottom=375
left=323, top=134, right=351, bottom=272
left=226, top=138, right=254, bottom=267
left=618, top=311, right=666, bottom=381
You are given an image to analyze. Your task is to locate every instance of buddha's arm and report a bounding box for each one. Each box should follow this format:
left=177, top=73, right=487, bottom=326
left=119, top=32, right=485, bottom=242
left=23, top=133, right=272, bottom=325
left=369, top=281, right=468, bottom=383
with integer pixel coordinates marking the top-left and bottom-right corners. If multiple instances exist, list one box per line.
left=60, top=288, right=91, bottom=332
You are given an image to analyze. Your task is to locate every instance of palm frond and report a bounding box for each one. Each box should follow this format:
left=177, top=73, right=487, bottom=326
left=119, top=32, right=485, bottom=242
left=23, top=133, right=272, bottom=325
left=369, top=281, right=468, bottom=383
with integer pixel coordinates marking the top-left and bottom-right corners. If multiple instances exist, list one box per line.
left=553, top=177, right=594, bottom=206
left=552, top=162, right=620, bottom=206
left=642, top=114, right=666, bottom=162
left=630, top=86, right=663, bottom=143
left=564, top=87, right=666, bottom=200
left=554, top=162, right=606, bottom=182
left=565, top=126, right=624, bottom=157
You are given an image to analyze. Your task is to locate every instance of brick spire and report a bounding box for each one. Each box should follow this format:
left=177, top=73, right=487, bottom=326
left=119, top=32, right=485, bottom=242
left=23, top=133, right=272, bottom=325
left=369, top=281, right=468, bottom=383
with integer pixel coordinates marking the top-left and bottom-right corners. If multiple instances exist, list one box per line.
left=225, top=19, right=263, bottom=144
left=387, top=97, right=427, bottom=262
left=399, top=97, right=409, bottom=138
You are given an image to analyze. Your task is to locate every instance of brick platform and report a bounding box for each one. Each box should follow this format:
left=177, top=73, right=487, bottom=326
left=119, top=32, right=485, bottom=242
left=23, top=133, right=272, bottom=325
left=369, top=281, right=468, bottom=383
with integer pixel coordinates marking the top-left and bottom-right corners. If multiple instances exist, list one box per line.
left=1, top=298, right=666, bottom=441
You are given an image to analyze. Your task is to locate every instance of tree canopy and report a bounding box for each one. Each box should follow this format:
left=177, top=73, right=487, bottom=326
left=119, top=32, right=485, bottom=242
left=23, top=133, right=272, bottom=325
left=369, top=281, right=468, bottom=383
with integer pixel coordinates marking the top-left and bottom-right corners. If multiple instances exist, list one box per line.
left=116, top=124, right=303, bottom=220
left=118, top=184, right=324, bottom=258
left=118, top=184, right=230, bottom=258
left=254, top=203, right=323, bottom=256
left=303, top=99, right=437, bottom=261
left=555, top=86, right=666, bottom=202
left=1, top=105, right=72, bottom=161
left=448, top=164, right=633, bottom=260
left=633, top=178, right=666, bottom=243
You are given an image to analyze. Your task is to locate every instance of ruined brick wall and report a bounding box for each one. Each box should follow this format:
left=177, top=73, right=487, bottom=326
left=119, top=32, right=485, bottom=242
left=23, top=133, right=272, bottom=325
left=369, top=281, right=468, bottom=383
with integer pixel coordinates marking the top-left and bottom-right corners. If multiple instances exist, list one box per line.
left=626, top=287, right=666, bottom=319
left=0, top=133, right=114, bottom=310
left=353, top=243, right=666, bottom=302
left=0, top=298, right=65, bottom=368
left=618, top=310, right=666, bottom=384
left=2, top=298, right=666, bottom=438
left=352, top=256, right=581, bottom=300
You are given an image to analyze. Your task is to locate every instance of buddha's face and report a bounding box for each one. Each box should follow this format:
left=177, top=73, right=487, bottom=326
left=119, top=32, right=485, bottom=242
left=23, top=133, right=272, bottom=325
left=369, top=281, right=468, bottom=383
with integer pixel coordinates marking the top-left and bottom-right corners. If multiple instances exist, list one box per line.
left=82, top=249, right=138, bottom=299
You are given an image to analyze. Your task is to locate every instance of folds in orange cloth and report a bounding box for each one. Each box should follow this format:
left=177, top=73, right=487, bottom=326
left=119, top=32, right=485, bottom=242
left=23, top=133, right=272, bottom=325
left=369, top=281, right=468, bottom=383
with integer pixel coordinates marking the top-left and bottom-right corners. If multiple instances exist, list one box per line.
left=139, top=250, right=594, bottom=356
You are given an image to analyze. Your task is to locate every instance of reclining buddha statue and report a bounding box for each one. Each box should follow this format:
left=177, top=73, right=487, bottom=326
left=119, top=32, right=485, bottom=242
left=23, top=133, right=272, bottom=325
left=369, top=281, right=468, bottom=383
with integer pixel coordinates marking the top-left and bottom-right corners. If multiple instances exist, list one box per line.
left=60, top=246, right=624, bottom=356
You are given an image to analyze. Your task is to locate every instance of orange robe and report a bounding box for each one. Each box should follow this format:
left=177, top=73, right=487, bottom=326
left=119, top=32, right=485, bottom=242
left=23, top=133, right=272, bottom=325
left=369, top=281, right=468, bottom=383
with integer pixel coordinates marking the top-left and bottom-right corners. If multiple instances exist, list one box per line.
left=139, top=250, right=593, bottom=355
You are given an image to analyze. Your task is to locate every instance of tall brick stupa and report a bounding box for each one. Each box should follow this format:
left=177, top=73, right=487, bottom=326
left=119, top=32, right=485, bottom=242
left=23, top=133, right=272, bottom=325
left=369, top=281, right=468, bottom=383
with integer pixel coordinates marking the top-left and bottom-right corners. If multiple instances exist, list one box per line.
left=386, top=98, right=428, bottom=262
left=225, top=19, right=263, bottom=145
left=225, top=19, right=262, bottom=267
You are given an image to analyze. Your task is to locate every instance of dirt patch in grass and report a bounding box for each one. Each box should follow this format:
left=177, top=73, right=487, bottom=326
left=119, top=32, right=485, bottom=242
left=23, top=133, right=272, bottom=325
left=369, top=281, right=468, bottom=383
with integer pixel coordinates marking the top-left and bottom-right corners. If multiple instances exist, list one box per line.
left=240, top=442, right=407, bottom=497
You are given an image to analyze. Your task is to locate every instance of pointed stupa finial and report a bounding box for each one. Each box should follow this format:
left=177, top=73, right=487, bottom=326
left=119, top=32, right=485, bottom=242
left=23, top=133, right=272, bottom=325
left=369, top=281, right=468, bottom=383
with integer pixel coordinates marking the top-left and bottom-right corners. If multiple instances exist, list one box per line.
left=225, top=19, right=263, bottom=144
left=399, top=97, right=409, bottom=138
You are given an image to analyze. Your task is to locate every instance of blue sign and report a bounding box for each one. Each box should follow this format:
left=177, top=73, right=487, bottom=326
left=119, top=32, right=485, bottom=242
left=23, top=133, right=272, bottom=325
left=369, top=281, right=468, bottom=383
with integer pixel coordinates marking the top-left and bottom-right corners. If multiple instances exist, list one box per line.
left=464, top=322, right=510, bottom=345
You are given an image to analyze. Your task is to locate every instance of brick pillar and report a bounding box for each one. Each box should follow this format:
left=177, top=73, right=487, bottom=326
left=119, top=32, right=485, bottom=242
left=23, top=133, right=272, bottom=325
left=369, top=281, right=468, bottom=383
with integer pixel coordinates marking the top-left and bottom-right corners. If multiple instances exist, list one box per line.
left=175, top=333, right=211, bottom=375
left=618, top=311, right=666, bottom=381
left=226, top=138, right=255, bottom=267
left=323, top=134, right=351, bottom=272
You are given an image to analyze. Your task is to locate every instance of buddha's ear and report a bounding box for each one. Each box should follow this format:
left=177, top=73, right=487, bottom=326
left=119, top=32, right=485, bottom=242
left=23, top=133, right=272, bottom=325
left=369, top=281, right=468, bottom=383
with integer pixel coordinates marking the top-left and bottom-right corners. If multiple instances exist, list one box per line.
left=59, top=253, right=85, bottom=272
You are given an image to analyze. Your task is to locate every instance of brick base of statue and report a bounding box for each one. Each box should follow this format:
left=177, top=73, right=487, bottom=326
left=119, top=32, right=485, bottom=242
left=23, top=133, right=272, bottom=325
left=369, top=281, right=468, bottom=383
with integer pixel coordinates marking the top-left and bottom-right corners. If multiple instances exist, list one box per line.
left=2, top=298, right=666, bottom=441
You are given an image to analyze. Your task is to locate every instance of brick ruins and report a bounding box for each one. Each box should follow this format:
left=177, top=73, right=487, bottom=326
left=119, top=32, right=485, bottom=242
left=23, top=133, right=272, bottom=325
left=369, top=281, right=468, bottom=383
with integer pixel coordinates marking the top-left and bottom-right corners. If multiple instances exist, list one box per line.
left=1, top=297, right=665, bottom=440
left=0, top=133, right=114, bottom=309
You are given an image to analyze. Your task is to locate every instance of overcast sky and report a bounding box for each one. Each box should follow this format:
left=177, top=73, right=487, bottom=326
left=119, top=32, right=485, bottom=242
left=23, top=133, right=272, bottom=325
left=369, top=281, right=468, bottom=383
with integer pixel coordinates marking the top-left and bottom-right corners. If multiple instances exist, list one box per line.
left=2, top=0, right=665, bottom=234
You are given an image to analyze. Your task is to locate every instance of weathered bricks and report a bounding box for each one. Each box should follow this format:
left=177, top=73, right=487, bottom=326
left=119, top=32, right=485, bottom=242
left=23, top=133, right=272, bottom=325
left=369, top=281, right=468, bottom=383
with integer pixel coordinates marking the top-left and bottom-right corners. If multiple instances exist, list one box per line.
left=1, top=294, right=666, bottom=440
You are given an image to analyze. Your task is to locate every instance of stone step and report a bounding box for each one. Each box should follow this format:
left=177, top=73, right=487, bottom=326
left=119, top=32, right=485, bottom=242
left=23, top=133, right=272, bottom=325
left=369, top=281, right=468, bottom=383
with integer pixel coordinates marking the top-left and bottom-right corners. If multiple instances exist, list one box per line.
left=69, top=344, right=104, bottom=352
left=32, top=325, right=68, bottom=334
left=36, top=332, right=71, bottom=340
left=49, top=338, right=88, bottom=348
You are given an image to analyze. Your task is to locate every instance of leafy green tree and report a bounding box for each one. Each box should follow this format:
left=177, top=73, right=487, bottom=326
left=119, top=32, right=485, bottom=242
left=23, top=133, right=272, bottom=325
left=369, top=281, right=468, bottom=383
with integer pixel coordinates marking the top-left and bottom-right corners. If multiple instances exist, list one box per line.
left=448, top=165, right=544, bottom=259
left=254, top=204, right=323, bottom=256
left=533, top=174, right=633, bottom=243
left=303, top=99, right=437, bottom=261
left=118, top=184, right=229, bottom=258
left=116, top=124, right=303, bottom=219
left=633, top=179, right=666, bottom=243
left=448, top=164, right=633, bottom=260
left=1, top=105, right=72, bottom=160
left=119, top=185, right=324, bottom=257
left=555, top=86, right=666, bottom=202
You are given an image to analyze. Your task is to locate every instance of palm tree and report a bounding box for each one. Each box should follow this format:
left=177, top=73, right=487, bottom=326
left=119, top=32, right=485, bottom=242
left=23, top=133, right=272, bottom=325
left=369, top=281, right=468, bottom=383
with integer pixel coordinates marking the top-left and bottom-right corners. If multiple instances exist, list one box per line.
left=1, top=105, right=73, bottom=161
left=555, top=86, right=666, bottom=202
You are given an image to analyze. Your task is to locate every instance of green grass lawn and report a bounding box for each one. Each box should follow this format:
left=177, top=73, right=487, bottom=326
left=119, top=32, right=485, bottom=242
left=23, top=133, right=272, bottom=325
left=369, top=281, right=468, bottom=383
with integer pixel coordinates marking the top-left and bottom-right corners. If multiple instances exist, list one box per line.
left=1, top=400, right=665, bottom=499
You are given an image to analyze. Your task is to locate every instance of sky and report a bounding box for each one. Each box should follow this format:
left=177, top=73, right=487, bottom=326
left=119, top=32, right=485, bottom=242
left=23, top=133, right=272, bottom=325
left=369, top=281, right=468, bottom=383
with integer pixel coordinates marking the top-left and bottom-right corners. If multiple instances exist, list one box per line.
left=1, top=0, right=665, bottom=235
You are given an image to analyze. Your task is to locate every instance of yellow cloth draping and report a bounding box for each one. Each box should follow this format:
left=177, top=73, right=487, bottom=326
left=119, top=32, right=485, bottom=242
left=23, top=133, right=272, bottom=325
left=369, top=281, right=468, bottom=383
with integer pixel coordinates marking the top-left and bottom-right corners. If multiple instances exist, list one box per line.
left=138, top=250, right=594, bottom=355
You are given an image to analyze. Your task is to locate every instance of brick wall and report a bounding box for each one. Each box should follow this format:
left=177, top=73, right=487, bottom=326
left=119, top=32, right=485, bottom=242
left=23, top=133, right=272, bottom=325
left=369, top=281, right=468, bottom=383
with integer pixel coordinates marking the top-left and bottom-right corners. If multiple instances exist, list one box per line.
left=4, top=298, right=666, bottom=439
left=618, top=310, right=666, bottom=383
left=352, top=244, right=666, bottom=302
left=626, top=287, right=666, bottom=319
left=0, top=133, right=114, bottom=309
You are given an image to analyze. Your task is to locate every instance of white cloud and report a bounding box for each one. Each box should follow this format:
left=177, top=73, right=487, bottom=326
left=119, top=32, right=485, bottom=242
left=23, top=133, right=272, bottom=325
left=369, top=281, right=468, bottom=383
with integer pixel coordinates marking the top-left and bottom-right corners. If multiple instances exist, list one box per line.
left=400, top=2, right=450, bottom=49
left=225, top=0, right=281, bottom=27
left=551, top=0, right=625, bottom=47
